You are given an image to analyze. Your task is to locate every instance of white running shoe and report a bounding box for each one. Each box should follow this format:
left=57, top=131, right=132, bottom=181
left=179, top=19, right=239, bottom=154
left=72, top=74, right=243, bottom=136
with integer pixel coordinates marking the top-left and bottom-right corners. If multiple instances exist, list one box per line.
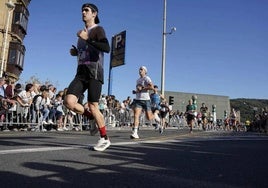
left=63, top=127, right=69, bottom=131
left=93, top=137, right=111, bottom=151
left=130, top=132, right=139, bottom=139
left=42, top=121, right=48, bottom=125
left=48, top=120, right=54, bottom=124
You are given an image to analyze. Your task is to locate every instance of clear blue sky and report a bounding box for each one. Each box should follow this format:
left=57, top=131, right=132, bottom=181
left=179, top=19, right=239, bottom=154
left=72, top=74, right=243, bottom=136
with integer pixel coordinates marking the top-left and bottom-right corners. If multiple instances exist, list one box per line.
left=21, top=0, right=268, bottom=101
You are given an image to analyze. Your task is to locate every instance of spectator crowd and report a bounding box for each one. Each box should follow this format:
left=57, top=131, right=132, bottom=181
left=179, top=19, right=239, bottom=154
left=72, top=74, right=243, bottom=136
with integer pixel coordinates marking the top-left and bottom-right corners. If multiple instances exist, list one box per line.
left=1, top=77, right=266, bottom=133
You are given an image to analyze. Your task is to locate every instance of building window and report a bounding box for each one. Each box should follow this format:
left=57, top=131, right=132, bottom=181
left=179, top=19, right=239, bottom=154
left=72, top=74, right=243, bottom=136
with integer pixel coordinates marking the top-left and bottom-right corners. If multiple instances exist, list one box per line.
left=8, top=42, right=25, bottom=69
left=13, top=4, right=29, bottom=34
left=8, top=49, right=17, bottom=64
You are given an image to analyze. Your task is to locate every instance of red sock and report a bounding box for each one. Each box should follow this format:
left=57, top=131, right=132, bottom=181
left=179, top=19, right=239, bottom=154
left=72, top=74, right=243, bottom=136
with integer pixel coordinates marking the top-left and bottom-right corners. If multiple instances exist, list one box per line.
left=99, top=126, right=107, bottom=138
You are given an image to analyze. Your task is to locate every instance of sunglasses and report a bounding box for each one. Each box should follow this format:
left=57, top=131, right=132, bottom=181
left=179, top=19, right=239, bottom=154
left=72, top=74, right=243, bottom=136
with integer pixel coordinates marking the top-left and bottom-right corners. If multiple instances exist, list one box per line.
left=82, top=8, right=91, bottom=12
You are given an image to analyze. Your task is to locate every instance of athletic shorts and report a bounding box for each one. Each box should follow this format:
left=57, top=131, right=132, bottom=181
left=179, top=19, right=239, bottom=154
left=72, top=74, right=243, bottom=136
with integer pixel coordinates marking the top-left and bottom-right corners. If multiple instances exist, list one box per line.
left=160, top=111, right=168, bottom=118
left=187, top=114, right=195, bottom=122
left=66, top=77, right=102, bottom=103
left=132, top=99, right=152, bottom=111
left=151, top=106, right=161, bottom=113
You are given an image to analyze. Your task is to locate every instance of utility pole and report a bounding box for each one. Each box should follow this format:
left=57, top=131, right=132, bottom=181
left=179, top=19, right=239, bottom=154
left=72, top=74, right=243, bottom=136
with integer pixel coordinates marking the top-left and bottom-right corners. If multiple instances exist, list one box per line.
left=160, top=0, right=176, bottom=96
left=160, top=0, right=167, bottom=96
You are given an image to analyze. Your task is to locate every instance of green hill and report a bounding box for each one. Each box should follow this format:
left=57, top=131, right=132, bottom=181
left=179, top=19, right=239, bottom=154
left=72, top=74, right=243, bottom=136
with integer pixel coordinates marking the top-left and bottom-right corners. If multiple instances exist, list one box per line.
left=230, top=98, right=268, bottom=122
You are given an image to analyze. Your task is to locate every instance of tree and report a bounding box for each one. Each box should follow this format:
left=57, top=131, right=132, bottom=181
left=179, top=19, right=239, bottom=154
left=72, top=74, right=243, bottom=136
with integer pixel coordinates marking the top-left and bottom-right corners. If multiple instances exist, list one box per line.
left=18, top=75, right=58, bottom=88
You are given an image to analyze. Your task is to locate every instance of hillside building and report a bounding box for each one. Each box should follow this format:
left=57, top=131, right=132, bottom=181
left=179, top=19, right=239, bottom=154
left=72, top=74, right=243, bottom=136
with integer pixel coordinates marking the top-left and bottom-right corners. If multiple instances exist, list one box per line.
left=165, top=91, right=230, bottom=120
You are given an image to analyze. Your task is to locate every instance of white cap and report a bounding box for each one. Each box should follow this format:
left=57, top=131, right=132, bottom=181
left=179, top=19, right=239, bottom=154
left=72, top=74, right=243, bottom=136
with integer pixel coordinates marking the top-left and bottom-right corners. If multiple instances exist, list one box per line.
left=140, top=66, right=147, bottom=73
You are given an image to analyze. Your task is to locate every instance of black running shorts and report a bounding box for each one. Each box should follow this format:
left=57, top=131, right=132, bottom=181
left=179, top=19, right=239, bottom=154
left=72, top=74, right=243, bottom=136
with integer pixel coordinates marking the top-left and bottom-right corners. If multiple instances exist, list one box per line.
left=66, top=77, right=102, bottom=103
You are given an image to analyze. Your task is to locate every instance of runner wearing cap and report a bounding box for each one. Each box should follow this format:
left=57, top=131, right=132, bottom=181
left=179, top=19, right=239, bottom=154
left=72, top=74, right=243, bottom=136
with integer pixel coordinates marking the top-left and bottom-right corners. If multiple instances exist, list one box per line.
left=64, top=3, right=111, bottom=151
left=131, top=66, right=155, bottom=139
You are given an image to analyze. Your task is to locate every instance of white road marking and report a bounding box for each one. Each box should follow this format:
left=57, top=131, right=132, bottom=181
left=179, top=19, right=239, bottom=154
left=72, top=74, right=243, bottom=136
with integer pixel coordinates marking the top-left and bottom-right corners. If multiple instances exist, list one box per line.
left=0, top=146, right=83, bottom=155
left=0, top=135, right=267, bottom=155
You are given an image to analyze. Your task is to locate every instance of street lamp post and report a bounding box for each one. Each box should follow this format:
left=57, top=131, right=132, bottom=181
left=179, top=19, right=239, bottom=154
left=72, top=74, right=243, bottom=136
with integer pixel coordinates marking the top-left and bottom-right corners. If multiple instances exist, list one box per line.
left=1, top=0, right=15, bottom=77
left=161, top=0, right=176, bottom=96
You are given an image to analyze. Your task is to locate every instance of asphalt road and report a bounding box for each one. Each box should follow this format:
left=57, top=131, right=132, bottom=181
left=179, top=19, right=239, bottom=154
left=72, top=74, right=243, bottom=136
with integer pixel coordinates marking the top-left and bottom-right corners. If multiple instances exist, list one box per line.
left=0, top=127, right=268, bottom=188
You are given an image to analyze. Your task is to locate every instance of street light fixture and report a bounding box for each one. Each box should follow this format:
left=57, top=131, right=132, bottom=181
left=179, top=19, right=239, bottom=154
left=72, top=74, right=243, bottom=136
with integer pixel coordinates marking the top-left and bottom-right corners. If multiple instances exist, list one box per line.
left=161, top=0, right=176, bottom=96
left=165, top=27, right=176, bottom=35
left=1, top=0, right=15, bottom=77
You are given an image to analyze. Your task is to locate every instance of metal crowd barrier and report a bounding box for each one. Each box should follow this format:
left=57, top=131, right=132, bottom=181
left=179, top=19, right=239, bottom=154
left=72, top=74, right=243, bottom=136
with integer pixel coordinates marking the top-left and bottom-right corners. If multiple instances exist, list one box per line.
left=0, top=105, right=136, bottom=132
left=1, top=104, right=189, bottom=132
